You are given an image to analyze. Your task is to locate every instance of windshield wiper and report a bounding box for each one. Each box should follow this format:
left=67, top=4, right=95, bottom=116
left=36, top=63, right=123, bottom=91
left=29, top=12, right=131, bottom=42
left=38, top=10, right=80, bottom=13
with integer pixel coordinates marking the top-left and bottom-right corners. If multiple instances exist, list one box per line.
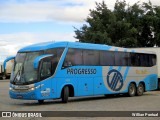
left=13, top=66, right=22, bottom=84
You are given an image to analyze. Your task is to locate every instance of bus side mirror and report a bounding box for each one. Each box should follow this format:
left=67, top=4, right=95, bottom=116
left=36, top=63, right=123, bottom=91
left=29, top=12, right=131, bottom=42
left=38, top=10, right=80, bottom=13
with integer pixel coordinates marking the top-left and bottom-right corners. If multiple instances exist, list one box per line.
left=33, top=54, right=53, bottom=69
left=3, top=56, right=15, bottom=70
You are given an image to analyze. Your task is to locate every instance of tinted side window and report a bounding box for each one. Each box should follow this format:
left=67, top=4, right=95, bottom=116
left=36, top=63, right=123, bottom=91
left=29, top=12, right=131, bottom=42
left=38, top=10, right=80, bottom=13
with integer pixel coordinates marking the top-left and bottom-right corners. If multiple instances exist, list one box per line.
left=40, top=61, right=52, bottom=80
left=100, top=51, right=114, bottom=66
left=130, top=53, right=156, bottom=67
left=115, top=52, right=129, bottom=66
left=63, top=48, right=83, bottom=67
left=83, top=50, right=99, bottom=66
left=152, top=54, right=156, bottom=66
left=121, top=52, right=130, bottom=66
left=149, top=54, right=156, bottom=66
left=139, top=54, right=149, bottom=66
left=46, top=48, right=64, bottom=60
left=46, top=48, right=64, bottom=73
left=130, top=53, right=140, bottom=66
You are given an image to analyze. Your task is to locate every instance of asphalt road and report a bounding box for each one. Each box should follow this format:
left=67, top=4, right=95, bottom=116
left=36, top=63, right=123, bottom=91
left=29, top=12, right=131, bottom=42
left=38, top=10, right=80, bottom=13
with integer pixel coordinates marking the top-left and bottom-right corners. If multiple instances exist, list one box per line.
left=0, top=80, right=160, bottom=120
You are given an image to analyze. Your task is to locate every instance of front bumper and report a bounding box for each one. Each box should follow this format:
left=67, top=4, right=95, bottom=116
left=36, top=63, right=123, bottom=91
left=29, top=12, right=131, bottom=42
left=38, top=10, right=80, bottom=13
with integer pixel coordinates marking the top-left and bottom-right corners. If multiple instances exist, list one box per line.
left=9, top=90, right=38, bottom=100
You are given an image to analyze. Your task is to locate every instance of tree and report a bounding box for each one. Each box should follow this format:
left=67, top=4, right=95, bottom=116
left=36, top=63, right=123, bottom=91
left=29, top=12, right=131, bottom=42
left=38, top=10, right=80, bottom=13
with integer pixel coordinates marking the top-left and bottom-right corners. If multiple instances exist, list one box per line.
left=75, top=1, right=113, bottom=45
left=74, top=0, right=160, bottom=47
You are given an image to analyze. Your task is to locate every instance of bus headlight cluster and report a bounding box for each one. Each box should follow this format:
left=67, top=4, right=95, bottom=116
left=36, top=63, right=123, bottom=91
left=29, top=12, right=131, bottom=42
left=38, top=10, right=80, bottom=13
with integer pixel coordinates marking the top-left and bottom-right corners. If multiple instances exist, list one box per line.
left=29, top=84, right=43, bottom=91
left=9, top=84, right=44, bottom=92
left=9, top=87, right=13, bottom=90
left=30, top=87, right=35, bottom=91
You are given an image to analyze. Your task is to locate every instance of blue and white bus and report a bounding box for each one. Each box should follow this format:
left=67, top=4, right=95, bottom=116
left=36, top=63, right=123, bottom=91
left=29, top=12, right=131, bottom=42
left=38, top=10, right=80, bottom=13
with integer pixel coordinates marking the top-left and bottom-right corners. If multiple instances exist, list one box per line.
left=9, top=42, right=158, bottom=104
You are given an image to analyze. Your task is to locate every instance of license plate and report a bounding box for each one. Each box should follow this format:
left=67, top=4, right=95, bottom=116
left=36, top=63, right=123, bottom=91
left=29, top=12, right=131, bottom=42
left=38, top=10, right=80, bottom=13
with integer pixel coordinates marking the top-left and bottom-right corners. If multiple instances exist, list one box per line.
left=17, top=95, right=23, bottom=99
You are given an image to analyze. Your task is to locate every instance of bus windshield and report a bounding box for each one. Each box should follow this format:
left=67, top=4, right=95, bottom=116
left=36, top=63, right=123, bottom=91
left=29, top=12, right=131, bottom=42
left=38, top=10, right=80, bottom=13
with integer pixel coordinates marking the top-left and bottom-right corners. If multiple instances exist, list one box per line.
left=10, top=52, right=43, bottom=85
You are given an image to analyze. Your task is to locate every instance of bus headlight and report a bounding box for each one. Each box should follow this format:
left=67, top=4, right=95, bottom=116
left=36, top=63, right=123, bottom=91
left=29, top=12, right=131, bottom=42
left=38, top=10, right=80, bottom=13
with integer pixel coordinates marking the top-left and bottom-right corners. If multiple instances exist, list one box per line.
left=30, top=87, right=35, bottom=91
left=9, top=87, right=13, bottom=90
left=29, top=84, right=43, bottom=91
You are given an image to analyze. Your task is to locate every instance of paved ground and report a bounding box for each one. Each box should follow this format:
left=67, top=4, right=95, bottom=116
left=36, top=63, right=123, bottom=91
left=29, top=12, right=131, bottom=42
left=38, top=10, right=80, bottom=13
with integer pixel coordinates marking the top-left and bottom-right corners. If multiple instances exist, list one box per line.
left=0, top=80, right=160, bottom=120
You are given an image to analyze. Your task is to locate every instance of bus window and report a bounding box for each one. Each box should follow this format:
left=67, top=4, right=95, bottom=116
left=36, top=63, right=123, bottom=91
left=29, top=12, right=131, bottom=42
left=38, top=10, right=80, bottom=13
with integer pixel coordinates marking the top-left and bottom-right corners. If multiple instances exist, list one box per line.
left=149, top=54, right=156, bottom=66
left=46, top=48, right=64, bottom=61
left=83, top=50, right=99, bottom=66
left=130, top=53, right=140, bottom=66
left=40, top=61, right=52, bottom=80
left=115, top=52, right=129, bottom=66
left=46, top=48, right=64, bottom=72
left=63, top=48, right=83, bottom=68
left=123, top=53, right=130, bottom=66
left=139, top=54, right=149, bottom=66
left=100, top=51, right=114, bottom=66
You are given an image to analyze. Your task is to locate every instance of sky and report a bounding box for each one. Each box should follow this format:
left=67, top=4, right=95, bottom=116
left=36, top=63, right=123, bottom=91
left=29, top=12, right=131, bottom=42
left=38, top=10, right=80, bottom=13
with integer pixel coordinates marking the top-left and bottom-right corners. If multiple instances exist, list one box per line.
left=0, top=0, right=160, bottom=62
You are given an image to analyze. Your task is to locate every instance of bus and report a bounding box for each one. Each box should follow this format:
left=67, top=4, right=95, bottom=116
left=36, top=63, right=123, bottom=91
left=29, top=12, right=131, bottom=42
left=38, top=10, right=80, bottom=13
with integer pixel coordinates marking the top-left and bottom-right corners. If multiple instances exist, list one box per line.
left=9, top=42, right=158, bottom=104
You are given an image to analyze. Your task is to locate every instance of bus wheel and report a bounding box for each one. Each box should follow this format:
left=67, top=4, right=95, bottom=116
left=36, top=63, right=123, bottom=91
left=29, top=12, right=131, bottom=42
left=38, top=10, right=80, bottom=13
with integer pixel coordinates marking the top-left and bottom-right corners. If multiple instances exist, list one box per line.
left=38, top=100, right=44, bottom=104
left=128, top=83, right=136, bottom=97
left=158, top=80, right=160, bottom=90
left=61, top=86, right=69, bottom=103
left=137, top=83, right=144, bottom=96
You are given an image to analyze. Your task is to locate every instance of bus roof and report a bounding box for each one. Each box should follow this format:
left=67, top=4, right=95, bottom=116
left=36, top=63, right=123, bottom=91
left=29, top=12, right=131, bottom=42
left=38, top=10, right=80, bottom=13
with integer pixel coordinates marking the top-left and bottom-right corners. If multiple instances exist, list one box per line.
left=18, top=41, right=155, bottom=54
left=18, top=42, right=68, bottom=52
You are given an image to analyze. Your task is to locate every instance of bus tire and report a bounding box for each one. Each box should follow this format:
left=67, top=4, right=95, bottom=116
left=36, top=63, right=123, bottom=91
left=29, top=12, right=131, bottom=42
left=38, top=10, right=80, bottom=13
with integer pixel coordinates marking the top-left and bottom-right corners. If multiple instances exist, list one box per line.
left=136, top=83, right=144, bottom=96
left=158, top=80, right=160, bottom=90
left=38, top=100, right=44, bottom=104
left=61, top=86, right=69, bottom=103
left=128, top=83, right=136, bottom=97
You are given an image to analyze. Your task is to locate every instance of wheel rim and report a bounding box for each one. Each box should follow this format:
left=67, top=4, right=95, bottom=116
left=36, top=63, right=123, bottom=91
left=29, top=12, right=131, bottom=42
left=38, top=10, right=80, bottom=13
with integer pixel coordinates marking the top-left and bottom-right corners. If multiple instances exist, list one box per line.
left=130, top=85, right=135, bottom=95
left=138, top=85, right=143, bottom=94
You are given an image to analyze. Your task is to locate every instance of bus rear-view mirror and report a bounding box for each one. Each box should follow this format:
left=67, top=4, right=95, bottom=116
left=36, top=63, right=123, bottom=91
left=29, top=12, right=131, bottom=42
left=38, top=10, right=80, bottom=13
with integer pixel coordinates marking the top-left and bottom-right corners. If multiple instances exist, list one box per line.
left=3, top=56, right=15, bottom=70
left=33, top=54, right=53, bottom=69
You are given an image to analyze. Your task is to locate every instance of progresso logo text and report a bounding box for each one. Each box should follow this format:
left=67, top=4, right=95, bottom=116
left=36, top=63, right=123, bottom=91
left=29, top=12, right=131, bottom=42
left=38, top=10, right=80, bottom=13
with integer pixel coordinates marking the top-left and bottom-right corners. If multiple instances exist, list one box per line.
left=67, top=68, right=96, bottom=74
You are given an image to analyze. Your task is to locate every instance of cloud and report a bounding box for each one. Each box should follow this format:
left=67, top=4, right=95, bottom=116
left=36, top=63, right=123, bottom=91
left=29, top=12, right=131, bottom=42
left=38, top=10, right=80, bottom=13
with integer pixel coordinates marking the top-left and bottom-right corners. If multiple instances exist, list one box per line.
left=0, top=0, right=95, bottom=23
left=0, top=0, right=159, bottom=23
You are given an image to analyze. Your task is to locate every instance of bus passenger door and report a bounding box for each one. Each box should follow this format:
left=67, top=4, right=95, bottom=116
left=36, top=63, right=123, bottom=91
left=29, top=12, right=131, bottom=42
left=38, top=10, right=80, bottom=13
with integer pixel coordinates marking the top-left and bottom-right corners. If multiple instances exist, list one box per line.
left=77, top=78, right=94, bottom=96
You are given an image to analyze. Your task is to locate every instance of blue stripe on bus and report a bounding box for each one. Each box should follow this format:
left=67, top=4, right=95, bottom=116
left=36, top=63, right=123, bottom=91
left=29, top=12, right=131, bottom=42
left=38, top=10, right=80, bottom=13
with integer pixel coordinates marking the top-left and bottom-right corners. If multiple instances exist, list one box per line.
left=123, top=67, right=129, bottom=81
left=124, top=48, right=127, bottom=52
left=109, top=66, right=113, bottom=71
left=117, top=67, right=122, bottom=71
